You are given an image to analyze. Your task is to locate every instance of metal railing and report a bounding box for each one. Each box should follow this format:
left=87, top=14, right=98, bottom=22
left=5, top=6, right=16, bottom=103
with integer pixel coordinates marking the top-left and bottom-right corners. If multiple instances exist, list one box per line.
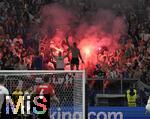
left=87, top=78, right=139, bottom=94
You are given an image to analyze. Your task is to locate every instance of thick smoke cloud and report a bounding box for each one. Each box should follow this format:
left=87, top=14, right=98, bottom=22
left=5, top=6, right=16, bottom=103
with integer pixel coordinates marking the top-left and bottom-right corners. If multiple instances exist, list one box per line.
left=39, top=4, right=75, bottom=37
left=35, top=3, right=127, bottom=70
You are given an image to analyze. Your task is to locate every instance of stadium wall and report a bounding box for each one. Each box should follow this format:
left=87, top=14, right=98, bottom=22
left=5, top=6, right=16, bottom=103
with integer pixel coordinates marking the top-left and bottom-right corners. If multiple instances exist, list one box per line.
left=50, top=107, right=150, bottom=119
left=88, top=107, right=150, bottom=119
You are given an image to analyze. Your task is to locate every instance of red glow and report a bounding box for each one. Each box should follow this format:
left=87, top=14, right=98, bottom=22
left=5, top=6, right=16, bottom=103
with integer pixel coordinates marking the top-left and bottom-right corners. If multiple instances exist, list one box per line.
left=50, top=44, right=63, bottom=52
left=98, top=47, right=102, bottom=51
left=39, top=32, right=121, bottom=75
left=40, top=34, right=120, bottom=73
left=37, top=5, right=126, bottom=75
left=84, top=47, right=91, bottom=57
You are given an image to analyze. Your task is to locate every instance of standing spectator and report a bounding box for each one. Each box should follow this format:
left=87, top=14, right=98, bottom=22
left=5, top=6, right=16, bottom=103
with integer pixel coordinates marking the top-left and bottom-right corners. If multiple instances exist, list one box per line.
left=51, top=50, right=68, bottom=70
left=31, top=51, right=43, bottom=70
left=0, top=76, right=12, bottom=119
left=66, top=36, right=84, bottom=70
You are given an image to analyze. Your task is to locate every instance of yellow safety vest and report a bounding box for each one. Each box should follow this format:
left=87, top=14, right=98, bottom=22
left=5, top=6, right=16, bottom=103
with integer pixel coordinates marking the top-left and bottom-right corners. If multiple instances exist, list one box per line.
left=127, top=89, right=137, bottom=107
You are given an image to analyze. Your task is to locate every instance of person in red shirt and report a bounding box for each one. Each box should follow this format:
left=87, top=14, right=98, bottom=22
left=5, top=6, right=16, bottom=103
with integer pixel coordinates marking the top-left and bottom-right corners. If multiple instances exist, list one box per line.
left=36, top=80, right=55, bottom=97
left=35, top=76, right=60, bottom=119
left=36, top=76, right=59, bottom=102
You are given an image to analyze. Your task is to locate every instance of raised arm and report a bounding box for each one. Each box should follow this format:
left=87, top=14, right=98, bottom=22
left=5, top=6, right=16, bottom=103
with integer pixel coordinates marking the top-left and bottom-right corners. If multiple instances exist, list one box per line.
left=66, top=36, right=71, bottom=49
left=50, top=49, right=57, bottom=60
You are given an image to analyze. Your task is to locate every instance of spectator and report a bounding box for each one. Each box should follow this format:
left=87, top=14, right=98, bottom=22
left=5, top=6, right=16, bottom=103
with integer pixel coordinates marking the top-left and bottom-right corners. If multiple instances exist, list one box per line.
left=51, top=50, right=68, bottom=70
left=31, top=51, right=43, bottom=70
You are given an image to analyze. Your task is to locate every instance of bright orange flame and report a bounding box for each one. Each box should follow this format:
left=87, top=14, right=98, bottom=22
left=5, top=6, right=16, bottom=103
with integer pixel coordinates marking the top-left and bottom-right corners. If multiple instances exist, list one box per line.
left=84, top=48, right=91, bottom=56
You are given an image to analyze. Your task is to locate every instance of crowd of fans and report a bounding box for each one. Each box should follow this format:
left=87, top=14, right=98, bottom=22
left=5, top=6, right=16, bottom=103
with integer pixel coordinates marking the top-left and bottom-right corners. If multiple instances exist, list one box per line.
left=90, top=2, right=150, bottom=82
left=0, top=0, right=149, bottom=83
left=0, top=0, right=52, bottom=70
left=93, top=29, right=150, bottom=81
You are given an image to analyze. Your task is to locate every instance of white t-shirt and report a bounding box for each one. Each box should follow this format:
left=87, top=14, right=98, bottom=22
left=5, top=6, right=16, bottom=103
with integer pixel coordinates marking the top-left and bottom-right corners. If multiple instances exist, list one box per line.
left=110, top=71, right=117, bottom=79
left=146, top=97, right=150, bottom=112
left=18, top=63, right=27, bottom=70
left=0, top=85, right=9, bottom=112
left=56, top=56, right=64, bottom=69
